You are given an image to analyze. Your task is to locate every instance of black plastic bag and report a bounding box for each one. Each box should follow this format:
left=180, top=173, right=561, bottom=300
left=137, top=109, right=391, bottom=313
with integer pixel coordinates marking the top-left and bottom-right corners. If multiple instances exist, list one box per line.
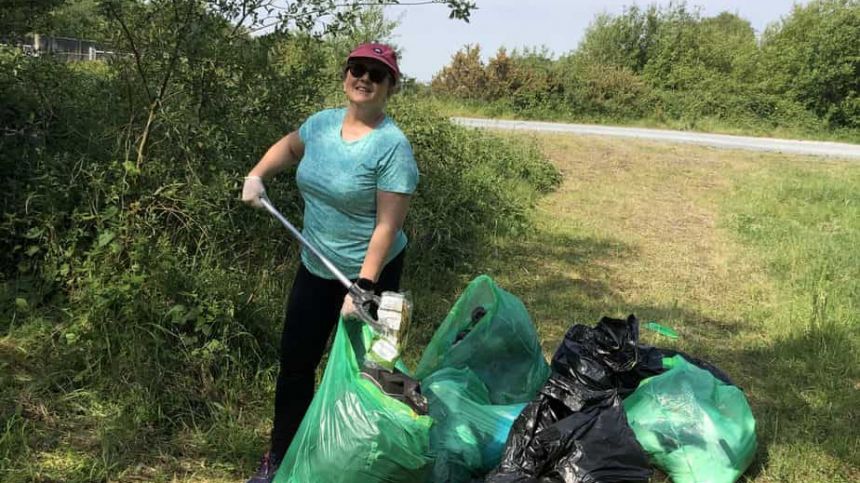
left=486, top=316, right=652, bottom=483
left=487, top=380, right=650, bottom=482
left=548, top=315, right=735, bottom=397
left=550, top=315, right=640, bottom=391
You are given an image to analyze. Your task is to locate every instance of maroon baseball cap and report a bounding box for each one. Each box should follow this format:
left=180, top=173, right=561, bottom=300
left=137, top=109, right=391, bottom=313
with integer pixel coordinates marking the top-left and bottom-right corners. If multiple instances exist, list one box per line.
left=347, top=43, right=400, bottom=83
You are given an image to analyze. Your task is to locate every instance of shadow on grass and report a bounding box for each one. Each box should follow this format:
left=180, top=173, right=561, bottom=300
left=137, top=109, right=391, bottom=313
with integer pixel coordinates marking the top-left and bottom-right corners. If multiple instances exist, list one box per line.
left=460, top=224, right=859, bottom=480
left=729, top=323, right=859, bottom=477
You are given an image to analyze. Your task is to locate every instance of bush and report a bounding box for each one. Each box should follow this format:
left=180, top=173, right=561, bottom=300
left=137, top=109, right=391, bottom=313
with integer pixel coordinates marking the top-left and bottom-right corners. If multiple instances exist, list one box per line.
left=427, top=2, right=858, bottom=138
left=0, top=29, right=322, bottom=477
left=392, top=99, right=561, bottom=278
left=431, top=44, right=487, bottom=100
left=561, top=60, right=655, bottom=119
left=1, top=27, right=560, bottom=480
left=761, top=0, right=860, bottom=129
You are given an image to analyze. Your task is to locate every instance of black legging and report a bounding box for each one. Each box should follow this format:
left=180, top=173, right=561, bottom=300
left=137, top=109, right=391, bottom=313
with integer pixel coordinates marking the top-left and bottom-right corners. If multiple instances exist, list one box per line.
left=270, top=250, right=405, bottom=463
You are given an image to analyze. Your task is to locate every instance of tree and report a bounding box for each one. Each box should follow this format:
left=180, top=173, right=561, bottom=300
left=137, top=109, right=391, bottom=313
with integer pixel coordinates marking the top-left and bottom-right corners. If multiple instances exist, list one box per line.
left=431, top=43, right=487, bottom=98
left=220, top=0, right=476, bottom=35
left=49, top=0, right=112, bottom=40
left=484, top=47, right=513, bottom=99
left=0, top=0, right=66, bottom=38
left=576, top=5, right=660, bottom=74
left=761, top=0, right=860, bottom=127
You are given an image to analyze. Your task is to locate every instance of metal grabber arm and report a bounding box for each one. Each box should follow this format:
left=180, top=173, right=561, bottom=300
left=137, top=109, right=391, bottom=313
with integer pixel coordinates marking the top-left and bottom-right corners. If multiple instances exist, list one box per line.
left=258, top=195, right=382, bottom=330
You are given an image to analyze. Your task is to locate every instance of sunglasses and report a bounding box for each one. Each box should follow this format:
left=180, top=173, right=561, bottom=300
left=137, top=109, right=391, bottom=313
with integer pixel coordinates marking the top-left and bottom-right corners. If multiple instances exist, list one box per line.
left=347, top=62, right=391, bottom=84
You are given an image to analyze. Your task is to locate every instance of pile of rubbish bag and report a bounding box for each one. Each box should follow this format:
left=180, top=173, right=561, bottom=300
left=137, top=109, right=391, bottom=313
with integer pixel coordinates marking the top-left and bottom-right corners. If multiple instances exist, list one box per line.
left=273, top=275, right=757, bottom=483
left=487, top=315, right=756, bottom=483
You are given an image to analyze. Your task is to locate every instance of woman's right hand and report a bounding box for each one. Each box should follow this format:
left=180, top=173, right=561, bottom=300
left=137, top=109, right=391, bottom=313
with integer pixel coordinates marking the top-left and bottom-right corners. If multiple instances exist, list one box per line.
left=242, top=131, right=304, bottom=209
left=241, top=176, right=266, bottom=208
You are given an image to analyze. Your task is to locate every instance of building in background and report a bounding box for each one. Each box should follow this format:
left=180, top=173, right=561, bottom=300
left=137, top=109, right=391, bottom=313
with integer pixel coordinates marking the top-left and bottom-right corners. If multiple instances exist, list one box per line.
left=12, top=34, right=114, bottom=61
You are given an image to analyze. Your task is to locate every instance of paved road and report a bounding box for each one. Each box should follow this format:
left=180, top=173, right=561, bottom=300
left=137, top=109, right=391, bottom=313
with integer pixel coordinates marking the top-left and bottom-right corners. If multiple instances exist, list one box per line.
left=452, top=117, right=860, bottom=159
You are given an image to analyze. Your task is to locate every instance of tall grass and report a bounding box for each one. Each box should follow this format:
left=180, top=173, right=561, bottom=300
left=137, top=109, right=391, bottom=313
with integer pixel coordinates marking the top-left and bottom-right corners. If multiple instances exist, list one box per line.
left=727, top=164, right=859, bottom=338
left=722, top=164, right=859, bottom=478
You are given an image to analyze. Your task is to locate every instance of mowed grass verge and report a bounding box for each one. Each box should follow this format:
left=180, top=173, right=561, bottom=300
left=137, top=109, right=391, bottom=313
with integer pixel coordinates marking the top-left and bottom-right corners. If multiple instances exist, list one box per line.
left=464, top=133, right=859, bottom=482
left=4, top=132, right=855, bottom=483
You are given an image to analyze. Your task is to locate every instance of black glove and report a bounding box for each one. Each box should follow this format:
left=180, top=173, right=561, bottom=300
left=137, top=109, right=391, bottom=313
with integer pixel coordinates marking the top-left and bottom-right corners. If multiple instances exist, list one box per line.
left=348, top=278, right=380, bottom=325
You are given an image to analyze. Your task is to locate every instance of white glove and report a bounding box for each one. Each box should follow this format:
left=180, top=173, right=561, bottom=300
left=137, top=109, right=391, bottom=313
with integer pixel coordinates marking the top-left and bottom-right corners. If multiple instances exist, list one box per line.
left=241, top=176, right=266, bottom=208
left=340, top=293, right=356, bottom=317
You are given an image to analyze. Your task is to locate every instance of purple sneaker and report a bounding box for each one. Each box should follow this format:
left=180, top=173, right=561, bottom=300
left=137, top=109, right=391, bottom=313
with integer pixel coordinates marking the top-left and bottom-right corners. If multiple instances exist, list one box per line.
left=246, top=452, right=279, bottom=483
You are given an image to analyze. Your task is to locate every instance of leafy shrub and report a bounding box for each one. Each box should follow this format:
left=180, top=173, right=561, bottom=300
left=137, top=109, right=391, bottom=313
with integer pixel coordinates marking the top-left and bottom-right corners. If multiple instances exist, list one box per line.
left=391, top=99, right=561, bottom=278
left=431, top=43, right=488, bottom=99
left=428, top=2, right=858, bottom=138
left=1, top=19, right=559, bottom=478
left=760, top=0, right=860, bottom=129
left=0, top=28, right=329, bottom=477
left=561, top=60, right=655, bottom=119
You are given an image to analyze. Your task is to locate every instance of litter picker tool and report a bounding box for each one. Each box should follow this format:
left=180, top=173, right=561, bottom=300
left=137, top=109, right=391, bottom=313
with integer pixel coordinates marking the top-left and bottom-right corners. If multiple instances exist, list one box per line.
left=258, top=195, right=383, bottom=331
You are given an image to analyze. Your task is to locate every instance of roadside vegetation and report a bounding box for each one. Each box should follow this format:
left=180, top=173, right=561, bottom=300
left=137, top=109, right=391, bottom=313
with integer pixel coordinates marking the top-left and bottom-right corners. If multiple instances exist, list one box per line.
left=429, top=0, right=860, bottom=142
left=0, top=1, right=558, bottom=480
left=1, top=1, right=857, bottom=481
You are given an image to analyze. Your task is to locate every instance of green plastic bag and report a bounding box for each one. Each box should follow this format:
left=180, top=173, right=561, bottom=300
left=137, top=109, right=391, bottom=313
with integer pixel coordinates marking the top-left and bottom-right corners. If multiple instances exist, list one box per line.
left=416, top=275, right=548, bottom=482
left=423, top=367, right=527, bottom=483
left=415, top=275, right=550, bottom=405
left=623, top=355, right=757, bottom=483
left=274, top=318, right=433, bottom=483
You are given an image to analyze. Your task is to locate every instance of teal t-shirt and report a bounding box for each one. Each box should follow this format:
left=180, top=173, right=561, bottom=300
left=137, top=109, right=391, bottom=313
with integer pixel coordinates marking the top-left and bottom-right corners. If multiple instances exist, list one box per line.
left=296, top=108, right=419, bottom=279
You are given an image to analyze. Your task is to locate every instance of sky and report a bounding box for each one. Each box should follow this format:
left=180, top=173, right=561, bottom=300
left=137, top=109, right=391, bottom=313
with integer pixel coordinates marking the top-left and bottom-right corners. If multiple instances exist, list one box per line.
left=384, top=0, right=810, bottom=82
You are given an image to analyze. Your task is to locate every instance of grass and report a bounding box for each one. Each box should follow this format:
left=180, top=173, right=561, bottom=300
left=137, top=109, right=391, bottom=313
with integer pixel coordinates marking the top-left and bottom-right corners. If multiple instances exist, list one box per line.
left=452, top=133, right=859, bottom=482
left=3, top=134, right=858, bottom=481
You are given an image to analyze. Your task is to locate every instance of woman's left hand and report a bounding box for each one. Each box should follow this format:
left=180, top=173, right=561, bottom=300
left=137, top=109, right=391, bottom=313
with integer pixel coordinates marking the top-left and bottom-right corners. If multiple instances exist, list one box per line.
left=340, top=293, right=356, bottom=317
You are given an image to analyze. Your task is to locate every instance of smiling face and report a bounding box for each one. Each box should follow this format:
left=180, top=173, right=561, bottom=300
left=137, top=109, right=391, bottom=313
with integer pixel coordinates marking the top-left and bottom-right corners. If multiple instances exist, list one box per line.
left=343, top=59, right=395, bottom=110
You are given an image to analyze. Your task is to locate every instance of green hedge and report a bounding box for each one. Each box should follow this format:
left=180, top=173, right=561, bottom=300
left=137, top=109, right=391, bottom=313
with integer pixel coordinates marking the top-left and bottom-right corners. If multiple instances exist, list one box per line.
left=0, top=33, right=560, bottom=478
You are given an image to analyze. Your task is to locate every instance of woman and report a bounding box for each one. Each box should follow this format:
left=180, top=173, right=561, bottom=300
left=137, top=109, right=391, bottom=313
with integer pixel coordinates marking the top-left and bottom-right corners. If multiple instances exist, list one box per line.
left=241, top=43, right=418, bottom=482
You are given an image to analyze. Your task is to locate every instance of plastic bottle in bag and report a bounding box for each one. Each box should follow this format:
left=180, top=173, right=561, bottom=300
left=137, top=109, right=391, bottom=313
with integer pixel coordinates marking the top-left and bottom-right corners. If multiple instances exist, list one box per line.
left=366, top=291, right=413, bottom=370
